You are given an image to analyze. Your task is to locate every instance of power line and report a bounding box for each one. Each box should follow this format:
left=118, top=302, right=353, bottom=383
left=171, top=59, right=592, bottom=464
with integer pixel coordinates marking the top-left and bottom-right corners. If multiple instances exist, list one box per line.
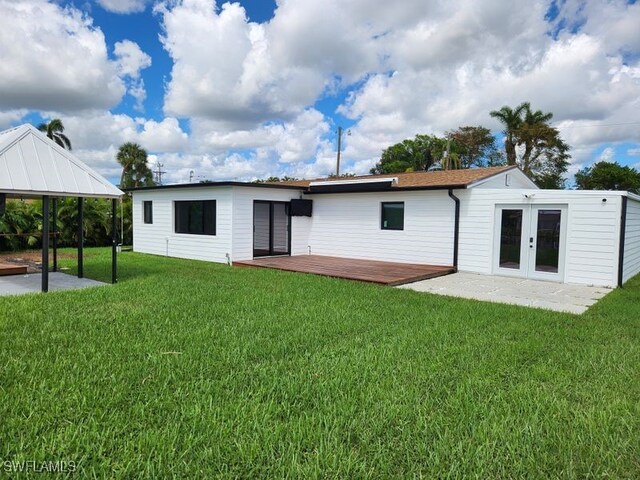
left=555, top=121, right=640, bottom=129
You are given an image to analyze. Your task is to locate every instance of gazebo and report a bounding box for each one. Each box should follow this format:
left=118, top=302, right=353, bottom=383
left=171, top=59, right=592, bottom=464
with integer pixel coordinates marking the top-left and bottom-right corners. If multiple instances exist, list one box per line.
left=0, top=124, right=123, bottom=292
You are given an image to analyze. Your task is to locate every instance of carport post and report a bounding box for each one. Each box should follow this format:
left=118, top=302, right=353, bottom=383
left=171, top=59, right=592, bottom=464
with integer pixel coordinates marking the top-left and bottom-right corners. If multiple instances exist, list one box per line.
left=42, top=196, right=50, bottom=293
left=52, top=198, right=58, bottom=272
left=111, top=198, right=117, bottom=284
left=78, top=197, right=84, bottom=278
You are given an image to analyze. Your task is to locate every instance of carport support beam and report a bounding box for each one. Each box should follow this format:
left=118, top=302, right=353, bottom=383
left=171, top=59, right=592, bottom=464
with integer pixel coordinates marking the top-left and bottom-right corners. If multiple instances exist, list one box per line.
left=78, top=197, right=84, bottom=279
left=111, top=198, right=117, bottom=284
left=42, top=196, right=50, bottom=293
left=52, top=198, right=58, bottom=272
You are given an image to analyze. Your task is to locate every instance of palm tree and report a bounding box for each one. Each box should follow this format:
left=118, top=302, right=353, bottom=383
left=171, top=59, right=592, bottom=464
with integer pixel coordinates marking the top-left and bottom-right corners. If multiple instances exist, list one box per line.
left=489, top=102, right=529, bottom=165
left=519, top=106, right=554, bottom=172
left=37, top=118, right=72, bottom=150
left=116, top=142, right=154, bottom=189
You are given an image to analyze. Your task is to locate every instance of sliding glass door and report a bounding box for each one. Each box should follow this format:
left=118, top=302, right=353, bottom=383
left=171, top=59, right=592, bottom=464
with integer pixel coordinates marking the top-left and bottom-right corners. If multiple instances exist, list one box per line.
left=253, top=201, right=291, bottom=257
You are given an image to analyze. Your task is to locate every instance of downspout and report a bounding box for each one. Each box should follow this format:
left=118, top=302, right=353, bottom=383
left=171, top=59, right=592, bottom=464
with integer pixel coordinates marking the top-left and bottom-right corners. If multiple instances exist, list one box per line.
left=617, top=195, right=628, bottom=287
left=448, top=189, right=460, bottom=272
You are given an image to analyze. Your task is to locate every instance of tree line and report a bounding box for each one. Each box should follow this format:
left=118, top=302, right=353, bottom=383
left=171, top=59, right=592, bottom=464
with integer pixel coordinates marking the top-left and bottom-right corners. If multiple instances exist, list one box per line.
left=371, top=102, right=571, bottom=189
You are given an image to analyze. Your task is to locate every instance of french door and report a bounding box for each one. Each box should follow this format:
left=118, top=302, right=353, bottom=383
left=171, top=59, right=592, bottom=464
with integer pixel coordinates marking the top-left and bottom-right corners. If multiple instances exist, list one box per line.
left=253, top=201, right=290, bottom=257
left=494, top=204, right=567, bottom=281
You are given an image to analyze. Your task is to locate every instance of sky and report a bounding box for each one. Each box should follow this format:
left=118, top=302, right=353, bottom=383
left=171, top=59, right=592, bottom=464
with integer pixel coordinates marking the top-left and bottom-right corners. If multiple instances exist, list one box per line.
left=0, top=0, right=639, bottom=186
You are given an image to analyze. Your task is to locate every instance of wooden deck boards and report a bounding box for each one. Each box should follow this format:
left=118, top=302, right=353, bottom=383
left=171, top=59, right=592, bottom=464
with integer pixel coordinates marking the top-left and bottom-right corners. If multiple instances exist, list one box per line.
left=0, top=263, right=28, bottom=276
left=234, top=255, right=455, bottom=286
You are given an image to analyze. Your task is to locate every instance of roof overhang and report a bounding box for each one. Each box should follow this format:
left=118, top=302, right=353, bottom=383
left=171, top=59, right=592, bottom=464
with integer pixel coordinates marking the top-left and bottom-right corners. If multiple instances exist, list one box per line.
left=0, top=124, right=123, bottom=199
left=308, top=177, right=397, bottom=193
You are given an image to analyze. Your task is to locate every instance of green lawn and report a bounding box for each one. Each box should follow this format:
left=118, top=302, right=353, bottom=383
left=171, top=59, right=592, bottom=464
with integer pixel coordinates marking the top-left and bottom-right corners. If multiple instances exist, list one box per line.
left=1, top=249, right=639, bottom=478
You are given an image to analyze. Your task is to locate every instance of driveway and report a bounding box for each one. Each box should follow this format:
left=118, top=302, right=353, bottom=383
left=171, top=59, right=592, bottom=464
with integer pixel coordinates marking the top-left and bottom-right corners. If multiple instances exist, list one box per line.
left=398, top=272, right=612, bottom=314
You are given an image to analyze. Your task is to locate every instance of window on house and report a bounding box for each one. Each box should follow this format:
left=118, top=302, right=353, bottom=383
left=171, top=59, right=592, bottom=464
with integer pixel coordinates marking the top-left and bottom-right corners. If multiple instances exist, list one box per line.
left=143, top=201, right=153, bottom=224
left=381, top=202, right=404, bottom=230
left=175, top=200, right=216, bottom=235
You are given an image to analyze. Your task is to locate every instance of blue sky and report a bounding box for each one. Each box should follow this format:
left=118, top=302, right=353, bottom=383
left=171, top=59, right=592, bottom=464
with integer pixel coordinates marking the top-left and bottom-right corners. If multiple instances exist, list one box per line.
left=1, top=0, right=639, bottom=185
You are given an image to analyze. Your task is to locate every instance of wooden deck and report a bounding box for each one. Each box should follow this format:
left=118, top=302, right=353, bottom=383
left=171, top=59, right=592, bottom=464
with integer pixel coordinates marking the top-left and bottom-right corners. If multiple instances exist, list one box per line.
left=0, top=262, right=28, bottom=276
left=234, top=255, right=455, bottom=286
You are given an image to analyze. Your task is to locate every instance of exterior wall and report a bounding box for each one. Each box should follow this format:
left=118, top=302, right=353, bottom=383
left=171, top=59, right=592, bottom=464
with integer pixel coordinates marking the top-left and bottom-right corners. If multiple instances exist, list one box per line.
left=623, top=197, right=640, bottom=284
left=231, top=186, right=308, bottom=261
left=472, top=169, right=537, bottom=189
left=132, top=187, right=233, bottom=263
left=457, top=189, right=622, bottom=287
left=301, top=190, right=456, bottom=265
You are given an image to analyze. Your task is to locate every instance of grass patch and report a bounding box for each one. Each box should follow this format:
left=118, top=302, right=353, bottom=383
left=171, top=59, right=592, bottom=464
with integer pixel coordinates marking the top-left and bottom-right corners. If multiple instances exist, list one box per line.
left=1, top=249, right=639, bottom=477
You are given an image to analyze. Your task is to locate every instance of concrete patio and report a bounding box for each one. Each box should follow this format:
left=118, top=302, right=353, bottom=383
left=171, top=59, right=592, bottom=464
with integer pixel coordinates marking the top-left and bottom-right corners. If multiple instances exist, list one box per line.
left=0, top=272, right=106, bottom=297
left=398, top=272, right=613, bottom=314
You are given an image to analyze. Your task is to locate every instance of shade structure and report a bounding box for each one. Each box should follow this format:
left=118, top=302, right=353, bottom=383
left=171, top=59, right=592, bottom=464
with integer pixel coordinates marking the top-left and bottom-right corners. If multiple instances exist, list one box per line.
left=0, top=123, right=123, bottom=291
left=0, top=124, right=123, bottom=199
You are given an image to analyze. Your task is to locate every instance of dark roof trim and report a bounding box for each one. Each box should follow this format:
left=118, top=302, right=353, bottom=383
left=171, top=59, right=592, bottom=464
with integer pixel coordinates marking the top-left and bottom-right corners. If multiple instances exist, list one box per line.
left=126, top=181, right=305, bottom=193
left=308, top=180, right=395, bottom=194
left=303, top=183, right=470, bottom=194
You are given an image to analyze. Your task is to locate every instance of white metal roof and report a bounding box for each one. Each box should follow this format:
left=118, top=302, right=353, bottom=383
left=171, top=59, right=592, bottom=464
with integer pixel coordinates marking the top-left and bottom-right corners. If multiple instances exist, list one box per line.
left=0, top=124, right=123, bottom=199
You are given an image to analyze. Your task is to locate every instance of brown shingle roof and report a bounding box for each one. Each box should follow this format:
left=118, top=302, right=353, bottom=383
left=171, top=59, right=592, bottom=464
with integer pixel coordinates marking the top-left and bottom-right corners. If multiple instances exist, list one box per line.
left=268, top=165, right=517, bottom=190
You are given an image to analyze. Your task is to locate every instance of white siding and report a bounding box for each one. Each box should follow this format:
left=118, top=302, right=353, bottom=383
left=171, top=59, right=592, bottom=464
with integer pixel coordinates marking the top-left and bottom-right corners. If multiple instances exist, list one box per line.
left=457, top=189, right=622, bottom=287
left=471, top=169, right=537, bottom=189
left=132, top=187, right=233, bottom=263
left=302, top=190, right=455, bottom=265
left=623, top=197, right=640, bottom=284
left=231, top=187, right=308, bottom=261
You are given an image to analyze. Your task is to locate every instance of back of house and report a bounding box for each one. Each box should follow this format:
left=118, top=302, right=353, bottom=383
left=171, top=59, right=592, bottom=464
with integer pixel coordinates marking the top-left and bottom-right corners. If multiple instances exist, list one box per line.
left=129, top=165, right=640, bottom=288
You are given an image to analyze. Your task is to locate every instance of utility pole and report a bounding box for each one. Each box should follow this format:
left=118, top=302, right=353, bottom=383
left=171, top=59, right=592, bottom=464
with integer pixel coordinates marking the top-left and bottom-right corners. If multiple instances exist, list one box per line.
left=154, top=162, right=166, bottom=185
left=336, top=126, right=343, bottom=176
left=189, top=170, right=195, bottom=183
left=335, top=127, right=350, bottom=176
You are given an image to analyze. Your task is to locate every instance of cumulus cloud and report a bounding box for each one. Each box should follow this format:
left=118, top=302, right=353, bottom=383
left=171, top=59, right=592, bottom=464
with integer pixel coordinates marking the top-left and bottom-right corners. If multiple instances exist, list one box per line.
left=96, top=0, right=150, bottom=14
left=0, top=0, right=125, bottom=111
left=114, top=40, right=152, bottom=110
left=2, top=0, right=639, bottom=183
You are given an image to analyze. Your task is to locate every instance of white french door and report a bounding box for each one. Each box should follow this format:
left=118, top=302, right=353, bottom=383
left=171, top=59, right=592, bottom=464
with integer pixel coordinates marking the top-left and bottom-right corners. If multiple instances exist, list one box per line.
left=494, top=204, right=567, bottom=282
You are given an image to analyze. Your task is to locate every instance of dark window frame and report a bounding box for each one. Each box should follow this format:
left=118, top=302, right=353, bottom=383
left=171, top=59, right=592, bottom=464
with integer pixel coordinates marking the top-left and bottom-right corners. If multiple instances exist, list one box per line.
left=143, top=201, right=153, bottom=224
left=381, top=201, right=404, bottom=231
left=174, top=200, right=217, bottom=236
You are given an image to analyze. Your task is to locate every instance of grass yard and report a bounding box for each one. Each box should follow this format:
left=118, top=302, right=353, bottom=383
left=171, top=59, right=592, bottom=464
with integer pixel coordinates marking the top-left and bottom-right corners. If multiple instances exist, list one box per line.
left=1, top=249, right=639, bottom=478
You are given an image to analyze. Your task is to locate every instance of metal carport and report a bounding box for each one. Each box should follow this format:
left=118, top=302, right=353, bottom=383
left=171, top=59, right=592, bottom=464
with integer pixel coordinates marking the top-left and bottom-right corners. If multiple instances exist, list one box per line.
left=0, top=124, right=123, bottom=292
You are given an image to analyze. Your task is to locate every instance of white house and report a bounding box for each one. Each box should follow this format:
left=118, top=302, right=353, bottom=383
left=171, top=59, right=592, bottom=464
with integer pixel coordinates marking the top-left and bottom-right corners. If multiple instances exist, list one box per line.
left=129, top=165, right=640, bottom=288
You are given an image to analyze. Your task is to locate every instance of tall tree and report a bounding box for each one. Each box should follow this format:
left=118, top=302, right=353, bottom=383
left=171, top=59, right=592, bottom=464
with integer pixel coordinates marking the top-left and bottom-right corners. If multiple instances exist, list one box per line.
left=116, top=142, right=154, bottom=189
left=370, top=134, right=448, bottom=174
left=37, top=118, right=72, bottom=150
left=575, top=161, right=640, bottom=193
left=446, top=126, right=504, bottom=168
left=490, top=102, right=570, bottom=188
left=489, top=102, right=529, bottom=165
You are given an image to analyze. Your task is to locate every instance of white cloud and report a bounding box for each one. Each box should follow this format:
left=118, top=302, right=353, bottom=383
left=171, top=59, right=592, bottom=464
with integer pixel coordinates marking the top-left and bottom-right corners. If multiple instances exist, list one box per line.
left=0, top=110, right=27, bottom=129
left=627, top=148, right=640, bottom=157
left=0, top=0, right=125, bottom=112
left=138, top=117, right=189, bottom=152
left=96, top=0, right=150, bottom=14
left=598, top=147, right=615, bottom=162
left=114, top=40, right=151, bottom=79
left=113, top=40, right=152, bottom=110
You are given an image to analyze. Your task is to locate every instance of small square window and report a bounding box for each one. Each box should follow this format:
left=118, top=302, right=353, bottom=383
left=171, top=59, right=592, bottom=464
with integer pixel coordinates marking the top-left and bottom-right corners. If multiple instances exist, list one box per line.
left=143, top=201, right=153, bottom=224
left=381, top=202, right=404, bottom=230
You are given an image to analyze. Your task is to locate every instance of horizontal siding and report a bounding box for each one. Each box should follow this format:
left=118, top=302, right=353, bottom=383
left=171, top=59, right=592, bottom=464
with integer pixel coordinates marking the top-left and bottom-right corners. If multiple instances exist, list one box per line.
left=457, top=189, right=621, bottom=287
left=231, top=187, right=308, bottom=261
left=473, top=169, right=535, bottom=189
left=132, top=187, right=233, bottom=263
left=623, top=198, right=640, bottom=283
left=303, top=190, right=455, bottom=265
